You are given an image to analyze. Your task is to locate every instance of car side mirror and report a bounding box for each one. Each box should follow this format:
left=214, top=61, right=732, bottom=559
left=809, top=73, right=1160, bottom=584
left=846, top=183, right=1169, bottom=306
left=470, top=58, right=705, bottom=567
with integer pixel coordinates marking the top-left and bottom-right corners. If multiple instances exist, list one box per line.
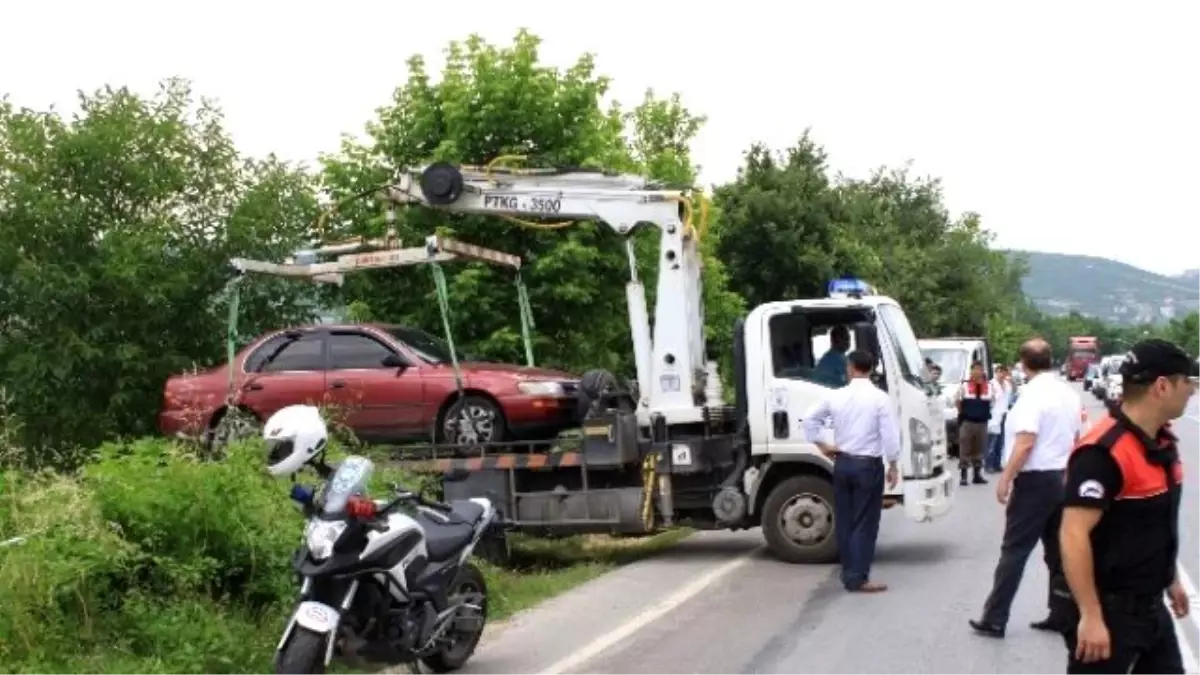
left=381, top=354, right=408, bottom=369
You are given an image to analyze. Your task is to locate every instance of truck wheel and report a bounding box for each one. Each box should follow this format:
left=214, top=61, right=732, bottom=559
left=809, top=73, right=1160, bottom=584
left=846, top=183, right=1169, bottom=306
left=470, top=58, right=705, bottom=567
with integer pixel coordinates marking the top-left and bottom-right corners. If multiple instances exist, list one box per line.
left=761, top=475, right=838, bottom=564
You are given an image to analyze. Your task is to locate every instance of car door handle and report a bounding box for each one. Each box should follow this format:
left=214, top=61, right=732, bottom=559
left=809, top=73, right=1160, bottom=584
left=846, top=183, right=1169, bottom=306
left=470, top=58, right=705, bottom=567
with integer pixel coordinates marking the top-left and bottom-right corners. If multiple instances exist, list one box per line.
left=244, top=382, right=264, bottom=391
left=330, top=380, right=346, bottom=389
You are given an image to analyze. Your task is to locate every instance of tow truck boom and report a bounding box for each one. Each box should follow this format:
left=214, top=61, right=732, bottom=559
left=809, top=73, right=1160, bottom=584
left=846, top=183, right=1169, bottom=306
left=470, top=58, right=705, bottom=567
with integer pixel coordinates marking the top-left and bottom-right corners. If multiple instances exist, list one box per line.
left=385, top=162, right=713, bottom=423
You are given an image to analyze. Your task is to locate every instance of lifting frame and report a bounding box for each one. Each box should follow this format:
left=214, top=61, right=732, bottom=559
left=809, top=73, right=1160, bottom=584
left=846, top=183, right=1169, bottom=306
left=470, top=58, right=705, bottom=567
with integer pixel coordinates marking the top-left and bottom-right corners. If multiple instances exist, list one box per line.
left=222, top=232, right=533, bottom=445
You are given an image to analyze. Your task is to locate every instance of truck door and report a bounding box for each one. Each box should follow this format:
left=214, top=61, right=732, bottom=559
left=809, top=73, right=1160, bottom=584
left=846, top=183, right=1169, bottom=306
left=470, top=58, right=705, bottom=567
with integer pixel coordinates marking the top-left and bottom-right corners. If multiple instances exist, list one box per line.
left=760, top=304, right=877, bottom=457
left=874, top=303, right=947, bottom=479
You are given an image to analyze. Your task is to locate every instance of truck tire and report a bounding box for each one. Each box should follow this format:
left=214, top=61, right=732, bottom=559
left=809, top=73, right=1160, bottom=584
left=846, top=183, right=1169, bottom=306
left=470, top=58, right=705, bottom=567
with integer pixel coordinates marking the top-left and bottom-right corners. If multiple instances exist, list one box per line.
left=761, top=474, right=838, bottom=564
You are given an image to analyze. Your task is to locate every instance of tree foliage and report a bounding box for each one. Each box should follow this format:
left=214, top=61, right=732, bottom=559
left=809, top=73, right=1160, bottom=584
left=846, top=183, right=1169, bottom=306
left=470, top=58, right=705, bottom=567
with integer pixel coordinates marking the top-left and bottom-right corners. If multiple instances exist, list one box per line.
left=0, top=31, right=1191, bottom=460
left=0, top=80, right=318, bottom=453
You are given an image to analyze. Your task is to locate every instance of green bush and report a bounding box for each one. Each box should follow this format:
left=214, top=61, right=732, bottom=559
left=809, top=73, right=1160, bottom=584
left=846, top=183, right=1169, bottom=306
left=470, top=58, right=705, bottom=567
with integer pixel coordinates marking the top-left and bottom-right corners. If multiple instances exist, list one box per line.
left=0, top=438, right=295, bottom=673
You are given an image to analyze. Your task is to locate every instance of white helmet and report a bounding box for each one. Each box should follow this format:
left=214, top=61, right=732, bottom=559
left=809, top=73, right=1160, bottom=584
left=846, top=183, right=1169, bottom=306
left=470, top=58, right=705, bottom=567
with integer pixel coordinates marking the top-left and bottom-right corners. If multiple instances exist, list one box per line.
left=263, top=405, right=328, bottom=477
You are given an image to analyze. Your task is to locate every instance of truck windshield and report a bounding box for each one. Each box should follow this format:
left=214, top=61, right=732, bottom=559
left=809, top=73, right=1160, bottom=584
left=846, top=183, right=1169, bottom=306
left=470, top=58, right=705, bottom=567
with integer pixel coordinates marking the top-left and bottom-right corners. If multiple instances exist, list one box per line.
left=1070, top=349, right=1097, bottom=361
left=923, top=348, right=968, bottom=384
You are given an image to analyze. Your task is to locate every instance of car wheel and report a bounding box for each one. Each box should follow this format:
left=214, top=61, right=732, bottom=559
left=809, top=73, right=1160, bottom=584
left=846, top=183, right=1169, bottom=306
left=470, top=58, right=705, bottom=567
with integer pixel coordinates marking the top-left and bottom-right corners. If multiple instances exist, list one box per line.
left=440, top=396, right=507, bottom=445
left=205, top=406, right=261, bottom=459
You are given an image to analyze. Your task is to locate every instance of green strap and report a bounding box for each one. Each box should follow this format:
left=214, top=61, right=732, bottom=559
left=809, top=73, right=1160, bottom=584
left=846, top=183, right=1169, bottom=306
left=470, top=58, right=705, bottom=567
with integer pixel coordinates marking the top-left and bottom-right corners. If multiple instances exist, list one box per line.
left=225, top=276, right=243, bottom=401
left=430, top=263, right=464, bottom=392
left=516, top=273, right=535, bottom=367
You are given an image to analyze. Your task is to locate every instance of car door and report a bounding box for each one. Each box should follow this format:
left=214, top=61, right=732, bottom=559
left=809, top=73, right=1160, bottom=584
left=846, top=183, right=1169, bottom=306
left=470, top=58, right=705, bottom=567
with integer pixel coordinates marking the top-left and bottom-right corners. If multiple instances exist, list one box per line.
left=237, top=330, right=328, bottom=421
left=325, top=330, right=426, bottom=442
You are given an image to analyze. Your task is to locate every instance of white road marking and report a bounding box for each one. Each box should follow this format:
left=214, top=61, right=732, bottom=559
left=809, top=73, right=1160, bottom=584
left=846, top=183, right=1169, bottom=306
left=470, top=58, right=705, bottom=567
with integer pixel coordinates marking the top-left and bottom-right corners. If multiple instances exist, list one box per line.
left=537, top=549, right=756, bottom=675
left=1172, top=563, right=1200, bottom=674
left=1171, top=415, right=1200, bottom=667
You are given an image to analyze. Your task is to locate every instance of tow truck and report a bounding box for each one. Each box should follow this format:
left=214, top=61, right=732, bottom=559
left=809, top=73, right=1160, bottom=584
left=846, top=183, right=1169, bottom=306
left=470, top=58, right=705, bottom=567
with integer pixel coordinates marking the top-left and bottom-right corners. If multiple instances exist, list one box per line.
left=281, top=162, right=957, bottom=563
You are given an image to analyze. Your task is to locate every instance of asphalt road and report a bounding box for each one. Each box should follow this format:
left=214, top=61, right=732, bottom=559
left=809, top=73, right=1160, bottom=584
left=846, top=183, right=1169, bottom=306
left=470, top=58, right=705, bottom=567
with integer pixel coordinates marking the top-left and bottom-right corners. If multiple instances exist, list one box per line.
left=461, top=384, right=1199, bottom=674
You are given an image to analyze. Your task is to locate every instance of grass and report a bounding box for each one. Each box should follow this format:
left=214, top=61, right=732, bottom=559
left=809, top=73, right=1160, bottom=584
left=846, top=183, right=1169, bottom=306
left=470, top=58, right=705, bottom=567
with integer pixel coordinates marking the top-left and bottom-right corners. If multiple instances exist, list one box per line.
left=487, top=530, right=693, bottom=621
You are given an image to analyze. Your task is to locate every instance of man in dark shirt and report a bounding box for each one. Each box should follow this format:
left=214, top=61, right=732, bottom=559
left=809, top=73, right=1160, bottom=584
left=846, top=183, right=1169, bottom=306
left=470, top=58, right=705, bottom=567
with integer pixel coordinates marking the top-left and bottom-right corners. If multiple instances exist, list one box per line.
left=1059, top=339, right=1198, bottom=673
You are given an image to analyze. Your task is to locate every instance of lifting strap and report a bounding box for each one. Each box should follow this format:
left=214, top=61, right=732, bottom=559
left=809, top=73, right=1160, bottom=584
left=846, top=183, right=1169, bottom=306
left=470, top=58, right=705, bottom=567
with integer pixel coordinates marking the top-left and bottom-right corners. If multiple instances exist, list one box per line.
left=515, top=272, right=535, bottom=367
left=224, top=276, right=243, bottom=404
left=429, top=262, right=464, bottom=392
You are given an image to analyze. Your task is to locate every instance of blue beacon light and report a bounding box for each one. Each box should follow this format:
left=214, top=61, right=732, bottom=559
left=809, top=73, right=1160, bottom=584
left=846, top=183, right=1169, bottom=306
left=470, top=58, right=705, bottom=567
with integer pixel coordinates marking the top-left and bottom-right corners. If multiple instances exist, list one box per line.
left=827, top=276, right=875, bottom=298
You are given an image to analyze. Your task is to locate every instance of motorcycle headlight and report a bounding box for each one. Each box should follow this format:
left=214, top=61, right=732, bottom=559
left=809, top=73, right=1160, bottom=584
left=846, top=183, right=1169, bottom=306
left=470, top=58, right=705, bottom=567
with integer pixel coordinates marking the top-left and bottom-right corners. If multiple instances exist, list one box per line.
left=909, top=419, right=933, bottom=479
left=304, top=520, right=348, bottom=561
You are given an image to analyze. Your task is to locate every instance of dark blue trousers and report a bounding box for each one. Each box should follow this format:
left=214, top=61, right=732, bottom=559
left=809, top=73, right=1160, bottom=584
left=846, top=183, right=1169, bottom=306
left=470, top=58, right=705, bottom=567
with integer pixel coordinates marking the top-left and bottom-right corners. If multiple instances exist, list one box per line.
left=833, top=453, right=885, bottom=590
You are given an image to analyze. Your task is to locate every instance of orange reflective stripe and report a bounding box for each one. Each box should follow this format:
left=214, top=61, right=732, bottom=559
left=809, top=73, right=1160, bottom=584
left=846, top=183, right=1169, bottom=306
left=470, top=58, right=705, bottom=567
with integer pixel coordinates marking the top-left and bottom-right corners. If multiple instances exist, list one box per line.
left=1072, top=416, right=1182, bottom=500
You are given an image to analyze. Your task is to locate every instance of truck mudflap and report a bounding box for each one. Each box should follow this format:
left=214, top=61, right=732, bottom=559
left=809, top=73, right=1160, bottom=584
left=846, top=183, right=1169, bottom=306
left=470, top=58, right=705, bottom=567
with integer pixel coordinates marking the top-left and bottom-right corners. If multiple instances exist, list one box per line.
left=902, top=470, right=955, bottom=523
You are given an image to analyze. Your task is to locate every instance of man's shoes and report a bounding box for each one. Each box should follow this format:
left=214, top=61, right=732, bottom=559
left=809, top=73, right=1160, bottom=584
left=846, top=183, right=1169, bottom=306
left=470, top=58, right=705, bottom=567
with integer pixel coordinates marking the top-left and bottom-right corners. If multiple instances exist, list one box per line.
left=968, top=619, right=1005, bottom=638
left=960, top=469, right=969, bottom=487
left=1030, top=617, right=1070, bottom=634
left=972, top=468, right=988, bottom=484
left=847, top=581, right=888, bottom=593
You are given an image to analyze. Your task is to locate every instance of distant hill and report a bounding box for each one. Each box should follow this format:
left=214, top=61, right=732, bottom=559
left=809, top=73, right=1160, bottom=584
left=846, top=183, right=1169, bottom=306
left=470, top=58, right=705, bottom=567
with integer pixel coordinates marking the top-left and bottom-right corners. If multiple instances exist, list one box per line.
left=1007, top=251, right=1200, bottom=325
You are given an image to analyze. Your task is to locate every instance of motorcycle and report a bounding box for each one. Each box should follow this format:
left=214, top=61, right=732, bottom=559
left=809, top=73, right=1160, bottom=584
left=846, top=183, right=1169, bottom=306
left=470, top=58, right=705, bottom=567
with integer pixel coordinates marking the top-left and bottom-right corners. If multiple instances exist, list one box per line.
left=274, top=454, right=498, bottom=674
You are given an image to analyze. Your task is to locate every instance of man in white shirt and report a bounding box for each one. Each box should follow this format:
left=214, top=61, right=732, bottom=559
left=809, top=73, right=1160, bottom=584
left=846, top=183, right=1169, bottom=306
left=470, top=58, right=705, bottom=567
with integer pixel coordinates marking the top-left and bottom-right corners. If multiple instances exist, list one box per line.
left=970, top=338, right=1084, bottom=638
left=802, top=349, right=902, bottom=594
left=985, top=365, right=1014, bottom=473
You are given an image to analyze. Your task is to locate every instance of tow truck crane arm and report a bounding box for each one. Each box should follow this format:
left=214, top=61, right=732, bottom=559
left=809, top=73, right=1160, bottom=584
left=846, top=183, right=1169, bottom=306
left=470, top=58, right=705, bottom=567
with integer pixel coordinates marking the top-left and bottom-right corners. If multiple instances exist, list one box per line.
left=384, top=162, right=712, bottom=423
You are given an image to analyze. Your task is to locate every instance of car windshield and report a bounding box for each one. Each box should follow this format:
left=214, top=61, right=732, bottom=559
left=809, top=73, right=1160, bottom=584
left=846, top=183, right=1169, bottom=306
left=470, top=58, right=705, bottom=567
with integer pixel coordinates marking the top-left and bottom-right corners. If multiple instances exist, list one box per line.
left=1071, top=349, right=1097, bottom=361
left=383, top=326, right=454, bottom=364
left=923, top=348, right=968, bottom=384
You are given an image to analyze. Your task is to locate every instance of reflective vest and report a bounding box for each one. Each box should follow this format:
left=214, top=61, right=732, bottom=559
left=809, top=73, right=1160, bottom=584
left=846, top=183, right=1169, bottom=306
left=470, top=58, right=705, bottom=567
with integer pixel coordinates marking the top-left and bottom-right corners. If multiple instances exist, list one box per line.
left=959, top=379, right=993, bottom=423
left=1072, top=414, right=1182, bottom=590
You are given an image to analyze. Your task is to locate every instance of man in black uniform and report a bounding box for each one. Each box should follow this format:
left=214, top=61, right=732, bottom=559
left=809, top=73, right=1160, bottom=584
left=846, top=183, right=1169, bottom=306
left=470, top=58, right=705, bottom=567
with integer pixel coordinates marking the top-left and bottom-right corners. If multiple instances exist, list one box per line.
left=1059, top=339, right=1199, bottom=673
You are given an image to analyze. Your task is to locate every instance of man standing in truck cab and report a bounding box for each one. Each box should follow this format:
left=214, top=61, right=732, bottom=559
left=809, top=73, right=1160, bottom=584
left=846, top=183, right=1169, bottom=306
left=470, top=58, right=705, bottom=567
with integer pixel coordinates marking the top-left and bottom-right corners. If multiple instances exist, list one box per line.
left=802, top=349, right=901, bottom=594
left=956, top=360, right=993, bottom=486
left=814, top=325, right=851, bottom=388
left=970, top=338, right=1082, bottom=640
left=1058, top=339, right=1197, bottom=673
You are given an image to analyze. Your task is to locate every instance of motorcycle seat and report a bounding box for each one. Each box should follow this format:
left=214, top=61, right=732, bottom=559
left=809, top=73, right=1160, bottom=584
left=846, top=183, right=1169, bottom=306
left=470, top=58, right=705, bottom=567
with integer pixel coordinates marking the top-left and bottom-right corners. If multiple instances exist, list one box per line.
left=449, top=499, right=486, bottom=524
left=416, top=501, right=487, bottom=561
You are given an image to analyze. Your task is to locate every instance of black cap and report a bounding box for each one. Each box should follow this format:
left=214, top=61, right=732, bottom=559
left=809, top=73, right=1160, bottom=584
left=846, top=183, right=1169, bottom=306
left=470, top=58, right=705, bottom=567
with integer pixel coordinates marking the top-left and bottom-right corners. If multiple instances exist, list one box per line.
left=1120, top=339, right=1199, bottom=384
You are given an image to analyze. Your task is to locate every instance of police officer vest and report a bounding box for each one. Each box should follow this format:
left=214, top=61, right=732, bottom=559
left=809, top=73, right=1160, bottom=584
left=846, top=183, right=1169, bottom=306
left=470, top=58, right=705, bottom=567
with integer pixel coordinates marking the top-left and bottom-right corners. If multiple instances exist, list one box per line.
left=1074, top=415, right=1183, bottom=589
left=959, top=380, right=993, bottom=424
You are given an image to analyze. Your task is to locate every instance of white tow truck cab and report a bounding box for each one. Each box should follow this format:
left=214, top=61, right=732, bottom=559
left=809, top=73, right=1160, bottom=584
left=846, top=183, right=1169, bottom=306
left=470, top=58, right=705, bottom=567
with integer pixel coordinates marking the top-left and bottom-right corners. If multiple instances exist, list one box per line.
left=368, top=164, right=955, bottom=565
left=742, top=279, right=954, bottom=561
left=918, top=337, right=993, bottom=457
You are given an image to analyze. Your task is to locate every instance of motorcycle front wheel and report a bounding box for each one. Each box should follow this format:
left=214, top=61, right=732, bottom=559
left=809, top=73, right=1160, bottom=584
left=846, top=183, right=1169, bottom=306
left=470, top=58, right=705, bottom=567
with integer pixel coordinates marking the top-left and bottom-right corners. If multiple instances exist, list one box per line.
left=275, top=626, right=327, bottom=674
left=421, top=563, right=489, bottom=673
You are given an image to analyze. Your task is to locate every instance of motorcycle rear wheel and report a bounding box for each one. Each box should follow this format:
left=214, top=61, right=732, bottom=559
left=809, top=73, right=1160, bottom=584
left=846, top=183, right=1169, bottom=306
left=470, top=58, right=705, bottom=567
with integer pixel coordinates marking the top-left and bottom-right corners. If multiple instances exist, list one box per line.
left=421, top=563, right=489, bottom=673
left=275, top=627, right=327, bottom=674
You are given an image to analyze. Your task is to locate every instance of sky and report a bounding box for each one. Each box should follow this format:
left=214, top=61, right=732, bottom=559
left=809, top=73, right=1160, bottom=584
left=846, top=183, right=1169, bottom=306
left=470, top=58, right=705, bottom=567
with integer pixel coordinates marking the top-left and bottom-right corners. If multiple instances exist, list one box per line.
left=3, top=0, right=1198, bottom=276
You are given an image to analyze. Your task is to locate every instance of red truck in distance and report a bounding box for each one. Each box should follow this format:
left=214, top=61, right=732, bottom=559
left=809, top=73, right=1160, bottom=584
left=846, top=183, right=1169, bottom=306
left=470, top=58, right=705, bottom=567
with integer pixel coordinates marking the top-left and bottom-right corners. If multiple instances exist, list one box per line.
left=1065, top=336, right=1099, bottom=381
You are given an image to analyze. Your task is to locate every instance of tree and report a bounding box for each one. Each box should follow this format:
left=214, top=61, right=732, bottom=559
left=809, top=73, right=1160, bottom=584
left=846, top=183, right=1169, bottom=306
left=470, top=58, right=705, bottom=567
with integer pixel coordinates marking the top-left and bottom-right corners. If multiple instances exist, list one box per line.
left=0, top=80, right=318, bottom=456
left=319, top=30, right=741, bottom=379
left=714, top=134, right=1028, bottom=350
left=712, top=133, right=846, bottom=309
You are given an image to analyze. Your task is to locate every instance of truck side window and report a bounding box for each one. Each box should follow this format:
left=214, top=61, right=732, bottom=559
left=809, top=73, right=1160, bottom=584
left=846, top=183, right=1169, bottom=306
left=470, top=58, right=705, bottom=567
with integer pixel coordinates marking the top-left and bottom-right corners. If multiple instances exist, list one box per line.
left=769, top=314, right=854, bottom=388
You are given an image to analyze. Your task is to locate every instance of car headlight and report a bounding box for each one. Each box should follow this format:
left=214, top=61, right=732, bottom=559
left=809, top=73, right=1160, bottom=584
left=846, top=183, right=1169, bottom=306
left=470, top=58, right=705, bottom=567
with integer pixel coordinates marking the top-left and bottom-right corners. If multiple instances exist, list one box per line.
left=304, top=520, right=348, bottom=561
left=518, top=381, right=565, bottom=396
left=909, top=419, right=933, bottom=479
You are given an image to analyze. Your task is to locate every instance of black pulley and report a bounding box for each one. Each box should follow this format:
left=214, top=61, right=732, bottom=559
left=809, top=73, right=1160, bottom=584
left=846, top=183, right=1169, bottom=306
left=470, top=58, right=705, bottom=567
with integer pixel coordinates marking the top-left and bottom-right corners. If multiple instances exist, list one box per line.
left=420, top=162, right=464, bottom=205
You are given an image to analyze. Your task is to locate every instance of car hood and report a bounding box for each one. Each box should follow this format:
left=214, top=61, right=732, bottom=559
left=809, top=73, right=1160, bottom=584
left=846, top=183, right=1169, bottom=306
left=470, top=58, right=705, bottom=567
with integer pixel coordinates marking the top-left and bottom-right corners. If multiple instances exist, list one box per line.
left=444, top=361, right=576, bottom=380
